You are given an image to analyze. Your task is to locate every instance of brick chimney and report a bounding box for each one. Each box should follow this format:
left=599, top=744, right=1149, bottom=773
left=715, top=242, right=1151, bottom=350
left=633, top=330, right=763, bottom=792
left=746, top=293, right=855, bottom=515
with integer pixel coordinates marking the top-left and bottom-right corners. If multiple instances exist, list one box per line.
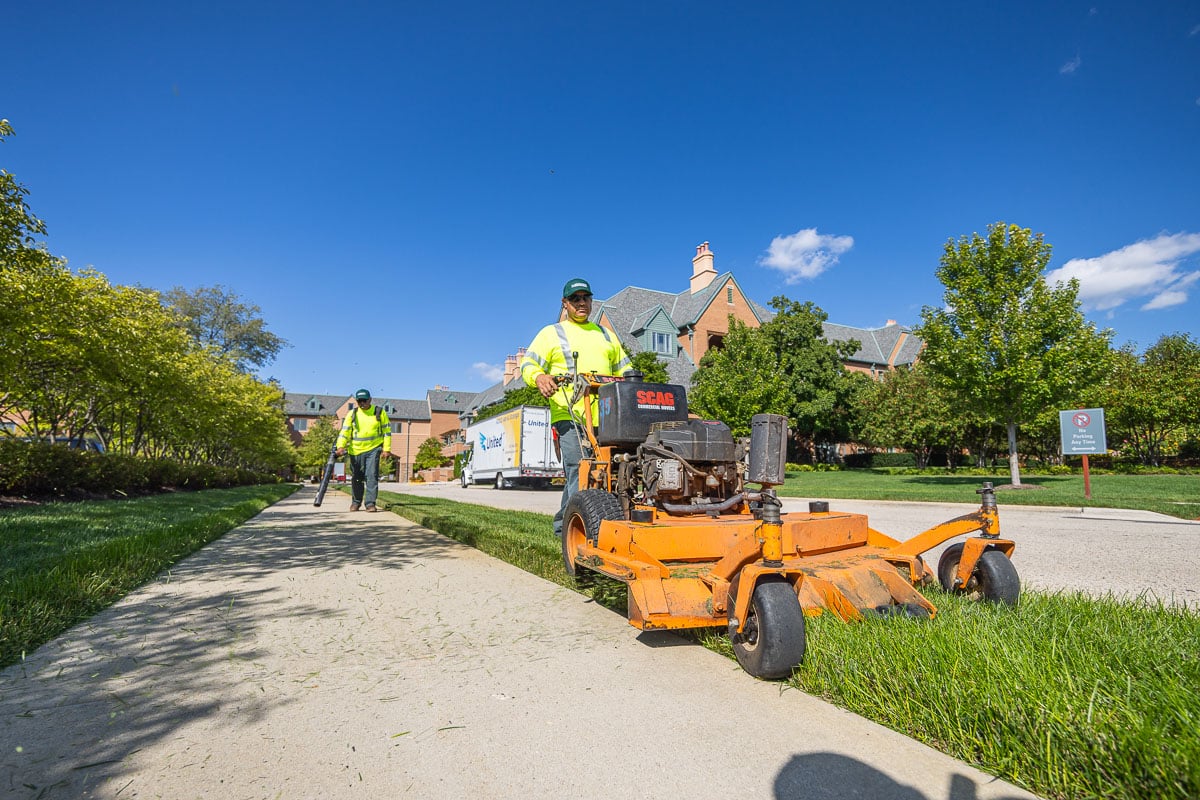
left=690, top=241, right=717, bottom=294
left=503, top=347, right=526, bottom=383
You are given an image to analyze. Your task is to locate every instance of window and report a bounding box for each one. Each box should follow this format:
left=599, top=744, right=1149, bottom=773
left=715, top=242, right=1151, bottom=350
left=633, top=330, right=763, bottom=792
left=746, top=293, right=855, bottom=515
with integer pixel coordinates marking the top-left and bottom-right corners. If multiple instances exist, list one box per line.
left=727, top=287, right=734, bottom=304
left=293, top=418, right=308, bottom=432
left=391, top=422, right=403, bottom=434
left=651, top=332, right=673, bottom=355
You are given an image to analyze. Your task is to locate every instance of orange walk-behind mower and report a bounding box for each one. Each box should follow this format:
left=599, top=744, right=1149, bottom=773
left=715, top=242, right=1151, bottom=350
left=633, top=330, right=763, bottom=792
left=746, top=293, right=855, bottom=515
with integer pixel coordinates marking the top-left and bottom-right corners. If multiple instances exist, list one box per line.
left=559, top=372, right=1020, bottom=679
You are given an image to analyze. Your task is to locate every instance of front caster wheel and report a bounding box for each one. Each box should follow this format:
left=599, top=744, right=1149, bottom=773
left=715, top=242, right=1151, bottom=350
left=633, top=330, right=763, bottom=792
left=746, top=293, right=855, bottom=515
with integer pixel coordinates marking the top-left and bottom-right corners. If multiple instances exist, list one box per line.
left=729, top=576, right=806, bottom=680
left=938, top=543, right=1020, bottom=605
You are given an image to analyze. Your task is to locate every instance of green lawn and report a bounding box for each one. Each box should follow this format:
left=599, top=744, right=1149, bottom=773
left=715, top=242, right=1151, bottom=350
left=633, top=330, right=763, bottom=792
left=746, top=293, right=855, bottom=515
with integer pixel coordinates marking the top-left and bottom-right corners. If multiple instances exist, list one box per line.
left=0, top=483, right=298, bottom=667
left=779, top=470, right=1200, bottom=519
left=378, top=489, right=1199, bottom=800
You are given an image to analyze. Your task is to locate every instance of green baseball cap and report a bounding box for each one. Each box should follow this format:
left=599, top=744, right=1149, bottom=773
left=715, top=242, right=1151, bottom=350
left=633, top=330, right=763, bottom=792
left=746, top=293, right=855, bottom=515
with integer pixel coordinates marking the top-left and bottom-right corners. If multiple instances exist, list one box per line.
left=355, top=389, right=371, bottom=401
left=562, top=278, right=592, bottom=298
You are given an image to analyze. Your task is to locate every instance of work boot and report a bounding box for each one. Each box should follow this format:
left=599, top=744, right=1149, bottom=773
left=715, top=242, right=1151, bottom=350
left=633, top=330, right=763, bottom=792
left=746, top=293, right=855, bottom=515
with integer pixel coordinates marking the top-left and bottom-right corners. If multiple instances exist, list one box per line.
left=348, top=502, right=361, bottom=512
left=365, top=504, right=378, bottom=513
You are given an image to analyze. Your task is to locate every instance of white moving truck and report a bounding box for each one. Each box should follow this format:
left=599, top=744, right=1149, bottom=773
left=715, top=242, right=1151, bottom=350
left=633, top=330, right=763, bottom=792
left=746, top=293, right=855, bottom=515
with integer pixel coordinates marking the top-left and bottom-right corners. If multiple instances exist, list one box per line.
left=461, top=406, right=563, bottom=489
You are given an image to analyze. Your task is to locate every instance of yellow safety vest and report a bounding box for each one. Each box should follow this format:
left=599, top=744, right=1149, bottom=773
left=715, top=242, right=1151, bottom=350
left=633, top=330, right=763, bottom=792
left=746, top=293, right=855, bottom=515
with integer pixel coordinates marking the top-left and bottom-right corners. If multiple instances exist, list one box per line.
left=520, top=320, right=631, bottom=424
left=336, top=406, right=393, bottom=456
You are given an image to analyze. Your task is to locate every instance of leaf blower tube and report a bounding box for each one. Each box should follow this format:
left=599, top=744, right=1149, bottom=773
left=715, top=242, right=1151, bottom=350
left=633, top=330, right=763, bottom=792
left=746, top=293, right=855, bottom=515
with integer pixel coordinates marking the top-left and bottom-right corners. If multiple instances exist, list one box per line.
left=313, top=441, right=339, bottom=507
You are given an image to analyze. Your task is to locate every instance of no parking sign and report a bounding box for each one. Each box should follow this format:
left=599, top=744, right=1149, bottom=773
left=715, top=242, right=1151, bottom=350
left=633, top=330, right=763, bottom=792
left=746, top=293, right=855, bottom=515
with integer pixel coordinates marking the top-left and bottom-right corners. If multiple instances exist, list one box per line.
left=1059, top=408, right=1107, bottom=455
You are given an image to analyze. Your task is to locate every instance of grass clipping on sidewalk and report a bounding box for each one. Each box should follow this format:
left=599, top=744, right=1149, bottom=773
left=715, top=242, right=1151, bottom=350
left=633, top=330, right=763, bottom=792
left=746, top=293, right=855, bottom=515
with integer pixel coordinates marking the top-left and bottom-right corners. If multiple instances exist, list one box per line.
left=380, top=490, right=1199, bottom=800
left=0, top=483, right=298, bottom=667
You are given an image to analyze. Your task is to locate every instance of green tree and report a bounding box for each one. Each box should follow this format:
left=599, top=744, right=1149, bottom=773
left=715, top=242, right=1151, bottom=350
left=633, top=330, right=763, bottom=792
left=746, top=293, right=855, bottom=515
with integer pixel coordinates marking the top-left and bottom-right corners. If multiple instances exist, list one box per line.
left=0, top=120, right=47, bottom=259
left=690, top=318, right=789, bottom=437
left=165, top=284, right=288, bottom=372
left=414, top=436, right=451, bottom=471
left=295, top=417, right=340, bottom=476
left=691, top=299, right=861, bottom=459
left=855, top=364, right=958, bottom=468
left=915, top=223, right=1113, bottom=486
left=473, top=384, right=548, bottom=422
left=630, top=350, right=670, bottom=383
left=1101, top=334, right=1200, bottom=466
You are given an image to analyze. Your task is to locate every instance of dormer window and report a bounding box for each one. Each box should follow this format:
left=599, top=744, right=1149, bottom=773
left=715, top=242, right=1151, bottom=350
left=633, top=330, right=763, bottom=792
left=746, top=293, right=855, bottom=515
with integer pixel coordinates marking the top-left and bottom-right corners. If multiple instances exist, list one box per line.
left=651, top=332, right=673, bottom=355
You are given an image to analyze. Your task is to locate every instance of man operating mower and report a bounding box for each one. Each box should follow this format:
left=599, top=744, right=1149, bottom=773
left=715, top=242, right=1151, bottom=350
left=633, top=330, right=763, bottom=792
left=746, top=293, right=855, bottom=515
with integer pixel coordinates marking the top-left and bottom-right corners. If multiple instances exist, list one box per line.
left=520, top=278, right=631, bottom=537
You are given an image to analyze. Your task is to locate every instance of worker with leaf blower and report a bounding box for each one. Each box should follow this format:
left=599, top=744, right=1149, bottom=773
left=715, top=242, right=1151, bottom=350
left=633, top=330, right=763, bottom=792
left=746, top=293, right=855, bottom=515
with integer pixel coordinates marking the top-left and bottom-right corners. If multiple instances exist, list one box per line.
left=335, top=388, right=392, bottom=512
left=520, top=278, right=631, bottom=537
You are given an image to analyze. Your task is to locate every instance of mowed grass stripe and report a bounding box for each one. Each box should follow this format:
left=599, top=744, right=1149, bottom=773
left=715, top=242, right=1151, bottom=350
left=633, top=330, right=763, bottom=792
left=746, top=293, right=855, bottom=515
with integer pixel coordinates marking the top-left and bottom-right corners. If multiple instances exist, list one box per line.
left=777, top=471, right=1200, bottom=520
left=378, top=490, right=1200, bottom=800
left=0, top=484, right=298, bottom=666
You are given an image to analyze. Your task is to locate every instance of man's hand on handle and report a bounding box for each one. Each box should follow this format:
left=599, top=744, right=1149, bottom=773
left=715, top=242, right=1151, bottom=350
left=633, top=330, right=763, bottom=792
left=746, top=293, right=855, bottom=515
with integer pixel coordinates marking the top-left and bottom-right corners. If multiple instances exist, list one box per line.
left=535, top=373, right=559, bottom=398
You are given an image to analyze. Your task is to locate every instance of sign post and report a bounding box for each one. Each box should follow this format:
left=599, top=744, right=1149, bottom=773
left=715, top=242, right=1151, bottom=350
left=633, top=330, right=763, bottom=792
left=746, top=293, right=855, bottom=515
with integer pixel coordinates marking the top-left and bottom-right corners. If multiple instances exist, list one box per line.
left=1058, top=408, right=1107, bottom=500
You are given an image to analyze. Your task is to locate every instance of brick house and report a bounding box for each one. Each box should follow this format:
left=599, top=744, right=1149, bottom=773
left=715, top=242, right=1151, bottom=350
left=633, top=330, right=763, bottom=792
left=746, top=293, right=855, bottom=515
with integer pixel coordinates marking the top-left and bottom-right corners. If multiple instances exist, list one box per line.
left=459, top=241, right=923, bottom=449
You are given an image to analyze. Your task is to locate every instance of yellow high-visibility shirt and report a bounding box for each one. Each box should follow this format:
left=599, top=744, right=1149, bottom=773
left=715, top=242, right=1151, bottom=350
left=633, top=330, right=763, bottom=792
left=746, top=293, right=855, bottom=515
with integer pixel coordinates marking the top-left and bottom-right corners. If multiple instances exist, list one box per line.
left=336, top=406, right=393, bottom=455
left=520, top=320, right=631, bottom=424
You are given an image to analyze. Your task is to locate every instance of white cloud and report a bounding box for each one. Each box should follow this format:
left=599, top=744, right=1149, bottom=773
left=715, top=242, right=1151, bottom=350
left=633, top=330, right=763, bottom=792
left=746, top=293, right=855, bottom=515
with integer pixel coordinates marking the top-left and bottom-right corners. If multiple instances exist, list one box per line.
left=759, top=228, right=854, bottom=283
left=1045, top=231, right=1200, bottom=312
left=472, top=361, right=504, bottom=382
left=1060, top=55, right=1082, bottom=74
left=1190, top=23, right=1200, bottom=37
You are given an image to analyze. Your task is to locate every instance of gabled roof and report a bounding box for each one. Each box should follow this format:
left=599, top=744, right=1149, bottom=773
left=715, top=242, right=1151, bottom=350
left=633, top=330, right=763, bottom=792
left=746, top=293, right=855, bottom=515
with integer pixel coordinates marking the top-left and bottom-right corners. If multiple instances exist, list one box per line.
left=428, top=388, right=477, bottom=413
left=594, top=273, right=769, bottom=344
left=379, top=398, right=431, bottom=421
left=460, top=377, right=522, bottom=418
left=282, top=393, right=347, bottom=416
left=822, top=322, right=921, bottom=367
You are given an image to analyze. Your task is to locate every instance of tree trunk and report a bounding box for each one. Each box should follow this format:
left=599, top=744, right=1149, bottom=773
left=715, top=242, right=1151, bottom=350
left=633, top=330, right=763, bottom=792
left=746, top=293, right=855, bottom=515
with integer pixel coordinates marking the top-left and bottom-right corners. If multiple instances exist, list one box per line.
left=1007, top=420, right=1022, bottom=486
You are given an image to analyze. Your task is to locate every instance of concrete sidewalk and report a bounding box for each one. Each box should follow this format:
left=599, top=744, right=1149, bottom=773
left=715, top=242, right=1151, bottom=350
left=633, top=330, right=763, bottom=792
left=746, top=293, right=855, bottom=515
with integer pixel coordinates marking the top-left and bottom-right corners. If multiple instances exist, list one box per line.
left=1, top=487, right=1039, bottom=799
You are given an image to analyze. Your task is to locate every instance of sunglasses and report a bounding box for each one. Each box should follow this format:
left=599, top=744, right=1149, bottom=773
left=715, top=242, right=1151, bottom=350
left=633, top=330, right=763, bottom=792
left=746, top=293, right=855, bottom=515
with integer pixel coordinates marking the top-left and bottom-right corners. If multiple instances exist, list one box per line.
left=565, top=294, right=593, bottom=304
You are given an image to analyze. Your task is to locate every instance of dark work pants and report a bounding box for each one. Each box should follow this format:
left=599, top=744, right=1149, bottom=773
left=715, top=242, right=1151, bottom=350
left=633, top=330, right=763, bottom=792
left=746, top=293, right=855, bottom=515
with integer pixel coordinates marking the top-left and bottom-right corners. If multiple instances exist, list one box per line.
left=553, top=422, right=583, bottom=537
left=349, top=447, right=381, bottom=506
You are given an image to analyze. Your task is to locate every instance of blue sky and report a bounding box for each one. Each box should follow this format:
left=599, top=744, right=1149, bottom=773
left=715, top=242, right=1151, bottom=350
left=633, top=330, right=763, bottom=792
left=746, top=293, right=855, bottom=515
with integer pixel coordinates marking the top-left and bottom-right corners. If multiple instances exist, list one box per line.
left=4, top=1, right=1198, bottom=402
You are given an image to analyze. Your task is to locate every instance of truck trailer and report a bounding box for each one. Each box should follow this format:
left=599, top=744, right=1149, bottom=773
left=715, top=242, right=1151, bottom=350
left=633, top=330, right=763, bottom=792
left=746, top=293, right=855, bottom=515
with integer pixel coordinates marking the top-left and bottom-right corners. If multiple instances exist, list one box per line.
left=461, top=406, right=563, bottom=489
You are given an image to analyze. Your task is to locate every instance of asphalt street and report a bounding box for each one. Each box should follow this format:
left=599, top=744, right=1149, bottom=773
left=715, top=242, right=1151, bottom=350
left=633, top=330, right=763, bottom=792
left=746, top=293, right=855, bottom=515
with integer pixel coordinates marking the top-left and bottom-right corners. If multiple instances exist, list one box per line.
left=399, top=480, right=1200, bottom=608
left=0, top=485, right=1049, bottom=800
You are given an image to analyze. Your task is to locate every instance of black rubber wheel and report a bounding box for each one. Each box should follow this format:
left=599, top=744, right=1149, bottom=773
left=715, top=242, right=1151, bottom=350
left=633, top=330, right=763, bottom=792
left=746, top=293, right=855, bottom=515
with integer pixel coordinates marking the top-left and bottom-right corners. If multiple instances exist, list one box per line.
left=561, top=489, right=623, bottom=580
left=728, top=576, right=806, bottom=680
left=937, top=543, right=1020, bottom=605
left=494, top=473, right=505, bottom=490
left=461, top=472, right=470, bottom=488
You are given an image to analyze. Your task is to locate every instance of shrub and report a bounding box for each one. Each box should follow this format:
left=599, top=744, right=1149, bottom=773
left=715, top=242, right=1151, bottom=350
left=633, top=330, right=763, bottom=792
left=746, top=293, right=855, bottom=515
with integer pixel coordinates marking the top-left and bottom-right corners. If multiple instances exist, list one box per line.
left=0, top=440, right=277, bottom=499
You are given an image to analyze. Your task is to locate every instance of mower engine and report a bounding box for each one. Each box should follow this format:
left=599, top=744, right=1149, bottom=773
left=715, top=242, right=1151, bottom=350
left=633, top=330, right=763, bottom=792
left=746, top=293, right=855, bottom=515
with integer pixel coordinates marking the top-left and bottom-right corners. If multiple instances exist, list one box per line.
left=639, top=420, right=743, bottom=503
left=595, top=378, right=748, bottom=513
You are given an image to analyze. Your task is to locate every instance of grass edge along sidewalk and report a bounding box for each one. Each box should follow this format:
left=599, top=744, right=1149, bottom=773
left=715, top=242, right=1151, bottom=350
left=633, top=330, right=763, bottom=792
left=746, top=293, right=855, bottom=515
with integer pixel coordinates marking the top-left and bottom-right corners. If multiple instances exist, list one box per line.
left=0, top=483, right=298, bottom=668
left=377, top=489, right=1200, bottom=800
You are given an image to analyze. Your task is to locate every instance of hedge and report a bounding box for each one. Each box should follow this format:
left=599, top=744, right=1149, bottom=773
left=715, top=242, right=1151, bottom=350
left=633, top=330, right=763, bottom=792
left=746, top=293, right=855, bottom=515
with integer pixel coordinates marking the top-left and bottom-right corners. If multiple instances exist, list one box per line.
left=0, top=440, right=277, bottom=498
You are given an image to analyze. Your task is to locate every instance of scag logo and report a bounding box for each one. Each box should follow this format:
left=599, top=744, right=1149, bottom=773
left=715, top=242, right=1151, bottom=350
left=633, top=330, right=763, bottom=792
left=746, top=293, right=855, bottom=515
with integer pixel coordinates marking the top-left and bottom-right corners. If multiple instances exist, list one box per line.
left=479, top=432, right=503, bottom=450
left=636, top=390, right=674, bottom=405
left=636, top=389, right=676, bottom=410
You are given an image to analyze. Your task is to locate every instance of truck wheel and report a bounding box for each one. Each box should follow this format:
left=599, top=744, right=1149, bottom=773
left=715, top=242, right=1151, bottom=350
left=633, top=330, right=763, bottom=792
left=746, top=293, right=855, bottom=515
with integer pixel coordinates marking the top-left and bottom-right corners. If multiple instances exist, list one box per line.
left=494, top=474, right=505, bottom=490
left=562, top=490, right=623, bottom=581
left=460, top=471, right=471, bottom=488
left=729, top=576, right=806, bottom=680
left=937, top=543, right=1020, bottom=605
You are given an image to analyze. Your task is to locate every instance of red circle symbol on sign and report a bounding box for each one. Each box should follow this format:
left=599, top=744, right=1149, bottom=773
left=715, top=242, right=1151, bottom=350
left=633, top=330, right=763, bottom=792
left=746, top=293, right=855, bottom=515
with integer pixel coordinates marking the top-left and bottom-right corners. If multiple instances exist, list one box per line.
left=1072, top=412, right=1091, bottom=427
